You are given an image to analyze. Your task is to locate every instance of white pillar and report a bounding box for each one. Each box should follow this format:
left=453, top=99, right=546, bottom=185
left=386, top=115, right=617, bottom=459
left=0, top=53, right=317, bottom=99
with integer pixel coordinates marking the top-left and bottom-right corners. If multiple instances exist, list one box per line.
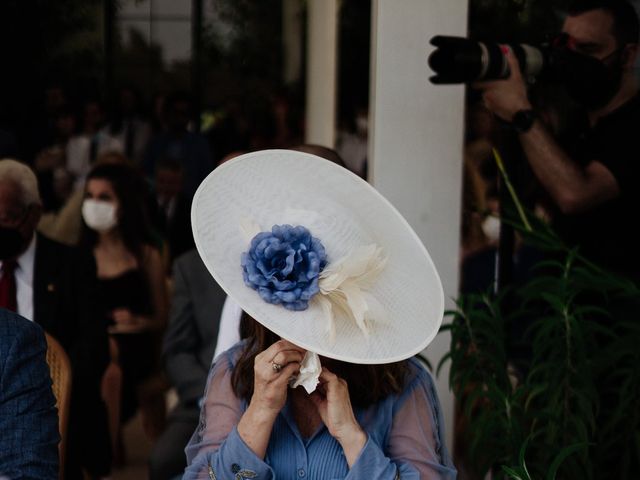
left=369, top=0, right=468, bottom=454
left=282, top=0, right=303, bottom=86
left=305, top=0, right=338, bottom=147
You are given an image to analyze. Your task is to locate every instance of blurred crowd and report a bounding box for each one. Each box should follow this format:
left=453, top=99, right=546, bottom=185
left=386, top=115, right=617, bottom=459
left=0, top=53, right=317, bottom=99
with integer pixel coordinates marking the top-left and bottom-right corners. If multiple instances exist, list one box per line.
left=0, top=81, right=368, bottom=480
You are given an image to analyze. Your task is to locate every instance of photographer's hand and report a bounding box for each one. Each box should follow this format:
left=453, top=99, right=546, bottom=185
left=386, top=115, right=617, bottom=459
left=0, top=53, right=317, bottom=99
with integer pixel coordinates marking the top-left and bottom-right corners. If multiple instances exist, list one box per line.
left=476, top=47, right=532, bottom=121
left=476, top=48, right=620, bottom=215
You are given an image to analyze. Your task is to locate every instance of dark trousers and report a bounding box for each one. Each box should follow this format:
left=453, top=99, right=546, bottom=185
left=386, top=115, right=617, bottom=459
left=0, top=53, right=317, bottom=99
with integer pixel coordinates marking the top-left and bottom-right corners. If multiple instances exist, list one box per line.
left=148, top=411, right=198, bottom=480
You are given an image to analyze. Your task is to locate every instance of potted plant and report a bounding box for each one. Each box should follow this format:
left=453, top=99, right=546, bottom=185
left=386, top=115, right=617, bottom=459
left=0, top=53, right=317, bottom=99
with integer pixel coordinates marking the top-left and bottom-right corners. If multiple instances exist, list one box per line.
left=440, top=152, right=640, bottom=479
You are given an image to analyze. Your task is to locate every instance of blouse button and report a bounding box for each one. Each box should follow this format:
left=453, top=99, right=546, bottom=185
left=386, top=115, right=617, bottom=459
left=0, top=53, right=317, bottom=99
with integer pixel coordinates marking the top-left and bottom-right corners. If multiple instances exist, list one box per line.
left=297, top=468, right=306, bottom=477
left=231, top=463, right=240, bottom=473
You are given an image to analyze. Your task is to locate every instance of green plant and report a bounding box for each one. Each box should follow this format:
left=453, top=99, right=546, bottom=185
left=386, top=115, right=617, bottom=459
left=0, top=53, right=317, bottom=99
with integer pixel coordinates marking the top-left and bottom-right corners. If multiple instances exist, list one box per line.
left=501, top=438, right=587, bottom=480
left=440, top=152, right=640, bottom=479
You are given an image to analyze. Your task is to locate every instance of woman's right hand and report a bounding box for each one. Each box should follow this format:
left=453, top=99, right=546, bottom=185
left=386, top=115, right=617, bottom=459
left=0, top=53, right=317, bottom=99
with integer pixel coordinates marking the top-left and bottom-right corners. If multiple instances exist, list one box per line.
left=250, top=339, right=305, bottom=415
left=238, top=339, right=305, bottom=459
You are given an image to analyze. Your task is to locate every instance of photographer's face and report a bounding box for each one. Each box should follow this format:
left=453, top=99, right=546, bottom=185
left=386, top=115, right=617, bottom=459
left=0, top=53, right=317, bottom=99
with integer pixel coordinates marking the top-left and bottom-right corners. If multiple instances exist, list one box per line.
left=562, top=9, right=618, bottom=60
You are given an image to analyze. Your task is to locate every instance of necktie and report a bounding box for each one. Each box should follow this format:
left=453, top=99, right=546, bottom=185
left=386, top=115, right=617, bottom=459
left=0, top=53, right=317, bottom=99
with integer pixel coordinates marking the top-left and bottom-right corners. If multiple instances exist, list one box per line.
left=90, top=135, right=99, bottom=164
left=0, top=260, right=18, bottom=312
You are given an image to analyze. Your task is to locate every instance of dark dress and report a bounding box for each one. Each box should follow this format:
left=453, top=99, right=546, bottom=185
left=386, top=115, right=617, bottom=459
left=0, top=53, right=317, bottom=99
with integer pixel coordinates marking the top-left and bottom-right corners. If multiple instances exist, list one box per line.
left=98, top=268, right=156, bottom=423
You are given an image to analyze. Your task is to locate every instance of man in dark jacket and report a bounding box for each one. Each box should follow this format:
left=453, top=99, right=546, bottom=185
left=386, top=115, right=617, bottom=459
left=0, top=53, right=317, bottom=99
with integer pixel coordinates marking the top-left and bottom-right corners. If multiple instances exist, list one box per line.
left=0, top=158, right=110, bottom=479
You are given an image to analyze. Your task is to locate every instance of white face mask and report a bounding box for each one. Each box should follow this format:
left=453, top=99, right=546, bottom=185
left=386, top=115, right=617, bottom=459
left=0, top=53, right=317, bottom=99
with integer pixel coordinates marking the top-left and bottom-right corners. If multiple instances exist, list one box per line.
left=82, top=199, right=118, bottom=232
left=481, top=215, right=501, bottom=244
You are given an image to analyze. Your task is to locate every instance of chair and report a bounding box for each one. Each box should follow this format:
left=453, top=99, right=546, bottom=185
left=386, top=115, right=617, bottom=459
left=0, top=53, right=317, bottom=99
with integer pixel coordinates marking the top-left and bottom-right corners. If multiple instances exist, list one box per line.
left=45, top=333, right=72, bottom=479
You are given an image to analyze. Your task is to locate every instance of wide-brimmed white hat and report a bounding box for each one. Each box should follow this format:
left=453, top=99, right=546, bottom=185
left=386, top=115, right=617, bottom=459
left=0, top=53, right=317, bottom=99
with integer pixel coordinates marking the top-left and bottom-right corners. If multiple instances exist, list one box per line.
left=192, top=149, right=443, bottom=364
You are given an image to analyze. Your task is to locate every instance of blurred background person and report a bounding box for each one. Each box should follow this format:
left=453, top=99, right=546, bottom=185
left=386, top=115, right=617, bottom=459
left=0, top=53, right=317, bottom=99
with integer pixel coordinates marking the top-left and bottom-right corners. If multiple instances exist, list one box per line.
left=150, top=157, right=194, bottom=266
left=148, top=248, right=228, bottom=480
left=143, top=91, right=213, bottom=200
left=67, top=99, right=122, bottom=190
left=80, top=163, right=168, bottom=466
left=32, top=105, right=77, bottom=213
left=38, top=151, right=134, bottom=247
left=105, top=86, right=152, bottom=166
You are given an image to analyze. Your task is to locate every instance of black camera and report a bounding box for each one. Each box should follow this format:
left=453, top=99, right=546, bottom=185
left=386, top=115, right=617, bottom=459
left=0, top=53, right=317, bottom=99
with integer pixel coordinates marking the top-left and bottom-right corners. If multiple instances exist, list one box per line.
left=428, top=35, right=550, bottom=84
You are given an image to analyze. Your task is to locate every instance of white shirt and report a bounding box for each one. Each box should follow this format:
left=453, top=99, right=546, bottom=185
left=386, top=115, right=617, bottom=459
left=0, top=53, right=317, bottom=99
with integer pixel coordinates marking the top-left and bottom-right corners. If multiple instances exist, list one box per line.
left=212, top=296, right=242, bottom=362
left=66, top=132, right=124, bottom=190
left=0, top=234, right=36, bottom=321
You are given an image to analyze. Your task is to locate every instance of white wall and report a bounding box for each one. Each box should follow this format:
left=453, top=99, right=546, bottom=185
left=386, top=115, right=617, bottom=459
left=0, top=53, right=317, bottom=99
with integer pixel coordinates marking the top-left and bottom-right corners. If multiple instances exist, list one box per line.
left=305, top=0, right=338, bottom=147
left=369, top=0, right=468, bottom=453
left=282, top=0, right=303, bottom=86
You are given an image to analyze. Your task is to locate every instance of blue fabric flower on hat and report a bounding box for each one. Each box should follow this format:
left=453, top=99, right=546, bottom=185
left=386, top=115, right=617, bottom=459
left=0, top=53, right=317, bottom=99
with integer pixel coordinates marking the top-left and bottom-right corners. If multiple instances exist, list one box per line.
left=241, top=225, right=327, bottom=311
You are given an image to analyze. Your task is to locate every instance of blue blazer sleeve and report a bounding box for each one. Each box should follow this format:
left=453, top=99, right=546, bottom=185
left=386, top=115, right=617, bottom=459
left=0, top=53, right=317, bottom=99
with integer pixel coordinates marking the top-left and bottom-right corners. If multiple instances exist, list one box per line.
left=0, top=309, right=60, bottom=479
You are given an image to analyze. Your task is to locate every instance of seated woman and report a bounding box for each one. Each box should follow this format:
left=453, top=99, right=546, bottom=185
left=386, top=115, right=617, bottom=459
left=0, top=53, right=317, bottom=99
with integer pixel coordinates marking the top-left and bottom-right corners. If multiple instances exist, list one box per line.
left=80, top=163, right=168, bottom=453
left=184, top=150, right=456, bottom=479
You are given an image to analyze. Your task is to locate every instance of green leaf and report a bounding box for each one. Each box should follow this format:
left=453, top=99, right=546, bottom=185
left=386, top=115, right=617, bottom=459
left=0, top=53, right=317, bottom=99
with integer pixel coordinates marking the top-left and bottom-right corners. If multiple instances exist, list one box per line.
left=438, top=323, right=454, bottom=333
left=545, top=443, right=588, bottom=480
left=502, top=465, right=529, bottom=480
left=435, top=352, right=453, bottom=378
left=518, top=437, right=531, bottom=479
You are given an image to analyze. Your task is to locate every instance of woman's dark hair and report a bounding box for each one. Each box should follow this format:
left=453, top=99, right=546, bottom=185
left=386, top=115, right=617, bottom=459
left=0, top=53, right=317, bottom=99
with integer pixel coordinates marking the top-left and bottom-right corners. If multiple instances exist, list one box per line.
left=231, top=317, right=411, bottom=408
left=81, top=163, right=155, bottom=262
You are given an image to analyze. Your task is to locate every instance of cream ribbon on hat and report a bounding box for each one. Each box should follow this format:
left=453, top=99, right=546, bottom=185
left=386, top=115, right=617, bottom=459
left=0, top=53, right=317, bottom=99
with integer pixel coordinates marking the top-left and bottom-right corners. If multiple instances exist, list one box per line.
left=315, top=244, right=387, bottom=343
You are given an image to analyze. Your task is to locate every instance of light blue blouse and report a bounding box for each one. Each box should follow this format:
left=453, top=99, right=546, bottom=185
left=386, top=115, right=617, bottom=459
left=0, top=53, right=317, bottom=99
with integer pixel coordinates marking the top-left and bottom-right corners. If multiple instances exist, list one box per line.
left=184, top=343, right=457, bottom=479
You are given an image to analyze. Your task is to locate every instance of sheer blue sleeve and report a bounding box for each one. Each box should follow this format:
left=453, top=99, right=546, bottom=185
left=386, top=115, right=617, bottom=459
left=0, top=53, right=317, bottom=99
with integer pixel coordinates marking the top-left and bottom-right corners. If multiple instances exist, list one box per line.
left=183, top=345, right=274, bottom=479
left=346, top=360, right=457, bottom=479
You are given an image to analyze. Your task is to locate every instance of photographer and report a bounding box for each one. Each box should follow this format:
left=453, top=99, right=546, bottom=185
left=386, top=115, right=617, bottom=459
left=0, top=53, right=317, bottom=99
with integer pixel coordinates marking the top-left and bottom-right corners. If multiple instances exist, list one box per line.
left=477, top=0, right=640, bottom=280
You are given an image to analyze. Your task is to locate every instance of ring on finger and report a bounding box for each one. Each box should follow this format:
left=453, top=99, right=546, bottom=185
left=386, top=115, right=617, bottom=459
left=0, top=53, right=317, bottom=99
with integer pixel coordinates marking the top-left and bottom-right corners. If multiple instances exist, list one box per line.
left=272, top=362, right=283, bottom=373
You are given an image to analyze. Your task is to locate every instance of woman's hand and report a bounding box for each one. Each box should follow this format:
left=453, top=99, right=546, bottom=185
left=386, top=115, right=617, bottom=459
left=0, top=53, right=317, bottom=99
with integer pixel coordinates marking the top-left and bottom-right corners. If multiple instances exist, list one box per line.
left=108, top=308, right=152, bottom=334
left=250, top=339, right=305, bottom=414
left=310, top=367, right=367, bottom=467
left=112, top=308, right=135, bottom=325
left=238, top=339, right=305, bottom=459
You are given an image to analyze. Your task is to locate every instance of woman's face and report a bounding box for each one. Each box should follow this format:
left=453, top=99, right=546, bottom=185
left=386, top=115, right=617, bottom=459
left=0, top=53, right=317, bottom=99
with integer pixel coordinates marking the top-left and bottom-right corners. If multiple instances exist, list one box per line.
left=85, top=179, right=119, bottom=211
left=83, top=178, right=121, bottom=233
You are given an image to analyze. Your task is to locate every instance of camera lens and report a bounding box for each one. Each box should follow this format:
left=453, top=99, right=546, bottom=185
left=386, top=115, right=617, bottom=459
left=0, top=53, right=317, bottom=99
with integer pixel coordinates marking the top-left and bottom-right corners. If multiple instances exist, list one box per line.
left=428, top=36, right=547, bottom=84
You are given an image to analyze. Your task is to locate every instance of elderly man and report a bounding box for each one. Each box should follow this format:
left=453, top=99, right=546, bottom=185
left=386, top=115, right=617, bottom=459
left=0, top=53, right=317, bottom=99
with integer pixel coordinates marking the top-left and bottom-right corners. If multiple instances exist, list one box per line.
left=478, top=0, right=640, bottom=279
left=0, top=159, right=110, bottom=479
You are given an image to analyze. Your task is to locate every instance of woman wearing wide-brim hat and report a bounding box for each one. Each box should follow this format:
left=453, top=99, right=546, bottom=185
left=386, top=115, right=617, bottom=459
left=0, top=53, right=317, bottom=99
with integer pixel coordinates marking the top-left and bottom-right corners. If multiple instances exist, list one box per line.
left=184, top=150, right=456, bottom=479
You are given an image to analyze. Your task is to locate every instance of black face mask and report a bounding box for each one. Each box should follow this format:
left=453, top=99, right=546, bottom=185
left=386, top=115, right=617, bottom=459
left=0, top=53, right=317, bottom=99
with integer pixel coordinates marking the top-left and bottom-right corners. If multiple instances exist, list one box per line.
left=0, top=226, right=26, bottom=261
left=551, top=46, right=625, bottom=110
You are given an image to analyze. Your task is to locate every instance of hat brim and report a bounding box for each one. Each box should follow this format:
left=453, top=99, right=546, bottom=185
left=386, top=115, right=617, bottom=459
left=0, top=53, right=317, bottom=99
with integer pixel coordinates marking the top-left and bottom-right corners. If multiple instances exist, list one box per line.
left=192, top=149, right=444, bottom=364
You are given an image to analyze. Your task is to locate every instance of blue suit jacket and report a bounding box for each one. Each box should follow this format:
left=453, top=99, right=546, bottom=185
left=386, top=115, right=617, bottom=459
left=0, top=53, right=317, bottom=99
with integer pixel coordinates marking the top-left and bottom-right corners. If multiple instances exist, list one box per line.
left=0, top=308, right=59, bottom=479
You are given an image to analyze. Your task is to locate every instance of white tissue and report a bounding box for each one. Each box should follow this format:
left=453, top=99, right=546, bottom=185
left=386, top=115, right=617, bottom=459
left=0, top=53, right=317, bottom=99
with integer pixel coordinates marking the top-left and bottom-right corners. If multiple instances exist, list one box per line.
left=289, top=351, right=321, bottom=394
